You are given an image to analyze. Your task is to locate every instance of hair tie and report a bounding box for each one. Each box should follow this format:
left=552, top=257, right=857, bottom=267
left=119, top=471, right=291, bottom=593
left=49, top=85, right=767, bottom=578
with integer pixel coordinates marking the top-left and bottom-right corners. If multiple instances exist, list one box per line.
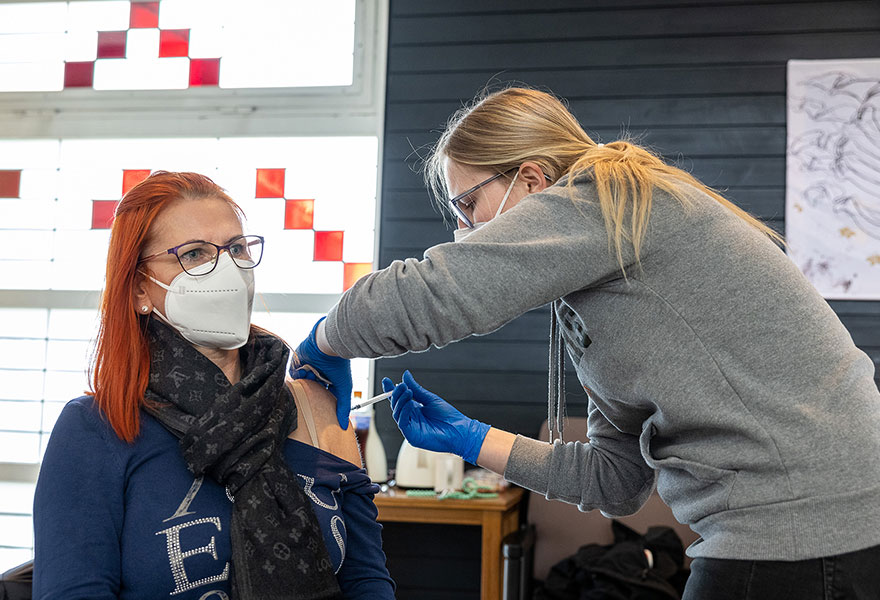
left=597, top=143, right=605, bottom=148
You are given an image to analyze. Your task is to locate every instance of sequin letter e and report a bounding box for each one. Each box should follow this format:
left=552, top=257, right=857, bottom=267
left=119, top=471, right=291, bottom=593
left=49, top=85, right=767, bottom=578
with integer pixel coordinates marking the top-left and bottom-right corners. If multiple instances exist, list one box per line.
left=156, top=517, right=230, bottom=594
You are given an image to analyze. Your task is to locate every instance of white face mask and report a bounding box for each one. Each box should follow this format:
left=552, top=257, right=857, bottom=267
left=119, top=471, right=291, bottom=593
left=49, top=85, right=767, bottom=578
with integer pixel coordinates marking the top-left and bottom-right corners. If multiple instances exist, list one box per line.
left=144, top=252, right=255, bottom=350
left=453, top=171, right=519, bottom=243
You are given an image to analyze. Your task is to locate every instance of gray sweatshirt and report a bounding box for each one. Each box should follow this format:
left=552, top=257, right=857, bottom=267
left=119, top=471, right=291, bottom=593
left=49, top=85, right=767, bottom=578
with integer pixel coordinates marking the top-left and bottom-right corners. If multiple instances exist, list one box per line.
left=325, top=176, right=880, bottom=561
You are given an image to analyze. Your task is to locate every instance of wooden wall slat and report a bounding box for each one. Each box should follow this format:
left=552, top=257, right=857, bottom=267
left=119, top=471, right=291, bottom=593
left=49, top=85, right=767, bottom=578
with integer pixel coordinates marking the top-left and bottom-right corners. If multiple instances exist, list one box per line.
left=391, top=0, right=845, bottom=16
left=388, top=65, right=786, bottom=102
left=391, top=3, right=880, bottom=45
left=388, top=32, right=880, bottom=73
left=385, top=96, right=787, bottom=131
left=831, top=301, right=880, bottom=316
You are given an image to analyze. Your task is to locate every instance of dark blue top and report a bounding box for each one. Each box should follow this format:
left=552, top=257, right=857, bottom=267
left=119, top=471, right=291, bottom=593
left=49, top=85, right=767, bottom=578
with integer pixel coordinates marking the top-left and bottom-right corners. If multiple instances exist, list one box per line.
left=32, top=396, right=395, bottom=599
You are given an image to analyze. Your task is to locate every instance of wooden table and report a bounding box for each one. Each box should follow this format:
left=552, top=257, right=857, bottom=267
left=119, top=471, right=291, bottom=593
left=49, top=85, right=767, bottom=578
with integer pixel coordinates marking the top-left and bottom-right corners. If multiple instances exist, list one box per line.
left=374, top=486, right=524, bottom=600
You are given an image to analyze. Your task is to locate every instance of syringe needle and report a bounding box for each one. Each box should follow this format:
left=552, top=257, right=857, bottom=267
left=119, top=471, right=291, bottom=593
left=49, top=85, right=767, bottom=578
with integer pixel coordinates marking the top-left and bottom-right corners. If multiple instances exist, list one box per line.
left=350, top=390, right=393, bottom=412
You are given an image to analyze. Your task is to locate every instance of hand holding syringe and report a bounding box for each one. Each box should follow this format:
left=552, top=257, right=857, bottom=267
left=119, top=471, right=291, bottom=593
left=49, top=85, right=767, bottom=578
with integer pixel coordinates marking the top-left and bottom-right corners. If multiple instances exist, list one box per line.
left=350, top=390, right=393, bottom=412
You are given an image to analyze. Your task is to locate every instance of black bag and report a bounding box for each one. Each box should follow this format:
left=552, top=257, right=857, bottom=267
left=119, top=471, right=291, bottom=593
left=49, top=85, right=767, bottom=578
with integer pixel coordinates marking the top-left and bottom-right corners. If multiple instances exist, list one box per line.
left=535, top=521, right=689, bottom=600
left=0, top=560, right=32, bottom=600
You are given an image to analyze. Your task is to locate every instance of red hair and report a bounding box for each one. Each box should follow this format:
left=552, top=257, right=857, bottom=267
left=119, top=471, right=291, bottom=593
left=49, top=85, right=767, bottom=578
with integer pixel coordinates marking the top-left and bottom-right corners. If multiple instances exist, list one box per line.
left=89, top=171, right=243, bottom=443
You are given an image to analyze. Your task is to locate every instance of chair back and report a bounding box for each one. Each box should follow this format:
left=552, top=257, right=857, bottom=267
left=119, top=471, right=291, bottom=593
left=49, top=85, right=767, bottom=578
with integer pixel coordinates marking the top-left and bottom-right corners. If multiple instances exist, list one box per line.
left=0, top=559, right=33, bottom=600
left=528, top=418, right=699, bottom=580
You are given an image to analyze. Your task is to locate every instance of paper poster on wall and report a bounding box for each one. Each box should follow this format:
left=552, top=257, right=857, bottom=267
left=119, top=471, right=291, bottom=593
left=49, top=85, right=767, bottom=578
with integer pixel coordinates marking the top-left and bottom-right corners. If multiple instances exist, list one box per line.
left=786, top=58, right=880, bottom=300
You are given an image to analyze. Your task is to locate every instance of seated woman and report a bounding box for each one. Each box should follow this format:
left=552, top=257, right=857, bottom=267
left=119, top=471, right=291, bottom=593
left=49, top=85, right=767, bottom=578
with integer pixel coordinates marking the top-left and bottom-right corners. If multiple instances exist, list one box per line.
left=32, top=171, right=395, bottom=600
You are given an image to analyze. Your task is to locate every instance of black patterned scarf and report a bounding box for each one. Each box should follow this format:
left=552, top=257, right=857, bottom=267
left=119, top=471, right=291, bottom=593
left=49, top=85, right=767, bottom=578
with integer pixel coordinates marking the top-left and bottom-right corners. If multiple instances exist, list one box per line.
left=143, top=318, right=343, bottom=600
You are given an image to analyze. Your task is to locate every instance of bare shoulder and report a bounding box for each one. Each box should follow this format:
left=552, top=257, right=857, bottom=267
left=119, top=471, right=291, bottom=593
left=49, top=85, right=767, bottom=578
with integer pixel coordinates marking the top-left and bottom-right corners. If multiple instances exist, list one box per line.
left=289, top=379, right=362, bottom=467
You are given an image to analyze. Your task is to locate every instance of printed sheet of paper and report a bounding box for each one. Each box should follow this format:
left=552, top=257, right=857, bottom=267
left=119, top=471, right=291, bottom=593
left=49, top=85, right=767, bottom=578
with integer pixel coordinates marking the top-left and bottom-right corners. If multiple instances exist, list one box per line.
left=786, top=58, right=880, bottom=300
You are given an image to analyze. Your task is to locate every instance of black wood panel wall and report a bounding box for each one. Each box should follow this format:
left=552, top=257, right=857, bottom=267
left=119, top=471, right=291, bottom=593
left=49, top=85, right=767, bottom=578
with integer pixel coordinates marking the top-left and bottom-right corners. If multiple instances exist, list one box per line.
left=373, top=2, right=880, bottom=597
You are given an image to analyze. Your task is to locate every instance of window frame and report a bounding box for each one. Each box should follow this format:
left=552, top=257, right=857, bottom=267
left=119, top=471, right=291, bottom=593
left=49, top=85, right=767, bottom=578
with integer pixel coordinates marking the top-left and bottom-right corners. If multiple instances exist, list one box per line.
left=0, top=0, right=387, bottom=137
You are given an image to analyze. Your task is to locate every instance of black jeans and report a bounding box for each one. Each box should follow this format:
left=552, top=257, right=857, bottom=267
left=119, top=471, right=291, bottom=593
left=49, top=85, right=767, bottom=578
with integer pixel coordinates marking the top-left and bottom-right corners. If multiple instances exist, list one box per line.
left=682, top=543, right=880, bottom=600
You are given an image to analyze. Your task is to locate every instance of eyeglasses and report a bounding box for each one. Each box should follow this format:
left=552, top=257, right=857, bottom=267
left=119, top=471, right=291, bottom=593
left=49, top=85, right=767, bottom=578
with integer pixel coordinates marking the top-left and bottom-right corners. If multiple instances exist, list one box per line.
left=138, top=234, right=264, bottom=276
left=447, top=168, right=518, bottom=228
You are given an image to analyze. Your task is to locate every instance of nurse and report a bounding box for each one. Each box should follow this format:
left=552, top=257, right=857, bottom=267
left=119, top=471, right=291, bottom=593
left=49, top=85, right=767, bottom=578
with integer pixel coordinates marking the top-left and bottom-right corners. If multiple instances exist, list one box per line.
left=293, top=87, right=880, bottom=599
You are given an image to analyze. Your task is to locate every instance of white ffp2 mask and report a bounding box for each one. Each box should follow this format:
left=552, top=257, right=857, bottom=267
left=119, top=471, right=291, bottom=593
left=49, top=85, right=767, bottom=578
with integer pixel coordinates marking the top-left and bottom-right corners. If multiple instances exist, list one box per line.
left=453, top=171, right=519, bottom=243
left=144, top=252, right=255, bottom=350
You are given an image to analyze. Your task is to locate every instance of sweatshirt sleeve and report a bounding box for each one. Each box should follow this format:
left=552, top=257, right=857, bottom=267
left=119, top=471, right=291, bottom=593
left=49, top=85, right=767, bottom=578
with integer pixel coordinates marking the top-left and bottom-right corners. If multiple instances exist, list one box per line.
left=335, top=473, right=396, bottom=599
left=503, top=399, right=656, bottom=517
left=32, top=399, right=126, bottom=600
left=325, top=182, right=625, bottom=358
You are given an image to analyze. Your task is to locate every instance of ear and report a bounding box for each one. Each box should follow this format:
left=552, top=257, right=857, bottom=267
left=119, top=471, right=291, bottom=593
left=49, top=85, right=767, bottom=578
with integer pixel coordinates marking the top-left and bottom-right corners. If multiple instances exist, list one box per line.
left=132, top=270, right=153, bottom=315
left=519, top=161, right=550, bottom=194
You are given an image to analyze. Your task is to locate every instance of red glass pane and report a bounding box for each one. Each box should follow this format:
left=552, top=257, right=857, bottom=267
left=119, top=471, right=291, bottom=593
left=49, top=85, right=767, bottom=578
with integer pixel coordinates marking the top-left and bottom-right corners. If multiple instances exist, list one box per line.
left=284, top=199, right=314, bottom=230
left=97, top=31, right=127, bottom=59
left=314, top=231, right=344, bottom=262
left=255, top=168, right=285, bottom=198
left=189, top=58, right=220, bottom=87
left=64, top=61, right=95, bottom=88
left=343, top=263, right=372, bottom=291
left=159, top=29, right=189, bottom=58
left=92, top=200, right=120, bottom=229
left=122, top=170, right=151, bottom=195
left=0, top=170, right=22, bottom=198
left=130, top=1, right=159, bottom=28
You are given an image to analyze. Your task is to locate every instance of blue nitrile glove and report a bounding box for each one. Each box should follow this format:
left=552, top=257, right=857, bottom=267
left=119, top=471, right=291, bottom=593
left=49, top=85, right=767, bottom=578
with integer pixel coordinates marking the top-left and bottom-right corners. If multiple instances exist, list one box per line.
left=382, top=370, right=490, bottom=464
left=291, top=317, right=352, bottom=430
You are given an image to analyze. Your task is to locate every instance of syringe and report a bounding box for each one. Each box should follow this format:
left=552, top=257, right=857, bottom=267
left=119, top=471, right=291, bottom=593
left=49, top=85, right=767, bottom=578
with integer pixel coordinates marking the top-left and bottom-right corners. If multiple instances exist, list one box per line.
left=350, top=390, right=393, bottom=412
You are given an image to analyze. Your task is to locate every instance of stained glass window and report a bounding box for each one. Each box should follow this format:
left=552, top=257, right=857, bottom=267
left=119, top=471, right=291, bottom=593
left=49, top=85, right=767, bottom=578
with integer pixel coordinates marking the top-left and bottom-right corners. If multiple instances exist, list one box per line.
left=0, top=0, right=356, bottom=92
left=0, top=136, right=377, bottom=293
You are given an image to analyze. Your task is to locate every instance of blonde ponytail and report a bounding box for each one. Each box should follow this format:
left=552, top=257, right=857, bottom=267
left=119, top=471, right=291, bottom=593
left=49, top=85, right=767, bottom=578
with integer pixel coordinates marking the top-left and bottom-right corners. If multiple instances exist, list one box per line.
left=426, top=86, right=783, bottom=274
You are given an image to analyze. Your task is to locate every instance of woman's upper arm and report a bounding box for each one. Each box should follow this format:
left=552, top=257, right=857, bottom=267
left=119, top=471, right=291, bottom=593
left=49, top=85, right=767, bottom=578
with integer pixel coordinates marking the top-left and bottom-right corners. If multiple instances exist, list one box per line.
left=299, top=380, right=362, bottom=466
left=33, top=400, right=125, bottom=600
